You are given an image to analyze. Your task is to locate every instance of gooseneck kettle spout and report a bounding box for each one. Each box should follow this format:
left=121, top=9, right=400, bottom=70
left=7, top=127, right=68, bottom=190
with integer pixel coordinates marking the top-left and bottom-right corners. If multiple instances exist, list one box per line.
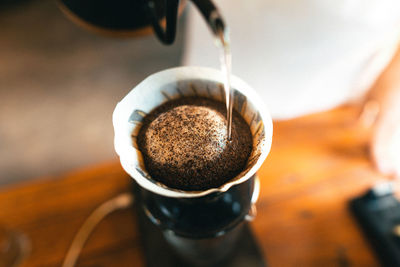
left=146, top=0, right=226, bottom=44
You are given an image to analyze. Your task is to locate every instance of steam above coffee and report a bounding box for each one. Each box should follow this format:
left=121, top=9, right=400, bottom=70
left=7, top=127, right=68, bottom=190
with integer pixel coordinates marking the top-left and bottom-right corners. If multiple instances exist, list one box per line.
left=137, top=97, right=252, bottom=191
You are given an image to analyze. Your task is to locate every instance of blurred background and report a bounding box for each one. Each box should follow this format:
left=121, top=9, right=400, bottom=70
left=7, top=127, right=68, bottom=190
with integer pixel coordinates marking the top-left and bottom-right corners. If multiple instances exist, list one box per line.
left=1, top=1, right=399, bottom=266
left=0, top=0, right=185, bottom=185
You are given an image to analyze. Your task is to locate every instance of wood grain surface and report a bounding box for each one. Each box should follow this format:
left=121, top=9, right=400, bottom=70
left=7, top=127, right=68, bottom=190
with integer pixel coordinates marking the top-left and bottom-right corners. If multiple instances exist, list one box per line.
left=0, top=106, right=383, bottom=267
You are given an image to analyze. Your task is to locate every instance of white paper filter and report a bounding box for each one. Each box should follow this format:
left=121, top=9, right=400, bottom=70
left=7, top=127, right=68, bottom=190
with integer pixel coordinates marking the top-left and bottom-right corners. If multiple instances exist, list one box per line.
left=113, top=67, right=273, bottom=198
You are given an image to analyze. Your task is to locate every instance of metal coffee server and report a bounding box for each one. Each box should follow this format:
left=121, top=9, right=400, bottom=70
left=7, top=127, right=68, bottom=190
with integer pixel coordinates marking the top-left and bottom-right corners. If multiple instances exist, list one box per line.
left=113, top=67, right=273, bottom=265
left=58, top=0, right=226, bottom=44
left=136, top=175, right=260, bottom=265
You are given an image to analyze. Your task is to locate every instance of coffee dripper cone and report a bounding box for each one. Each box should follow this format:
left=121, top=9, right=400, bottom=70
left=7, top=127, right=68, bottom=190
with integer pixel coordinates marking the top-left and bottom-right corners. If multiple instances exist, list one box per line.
left=113, top=66, right=272, bottom=198
left=113, top=66, right=272, bottom=265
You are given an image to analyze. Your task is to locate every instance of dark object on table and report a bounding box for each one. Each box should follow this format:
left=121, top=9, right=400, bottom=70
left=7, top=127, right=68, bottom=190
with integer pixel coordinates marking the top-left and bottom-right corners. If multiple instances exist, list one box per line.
left=349, top=183, right=400, bottom=267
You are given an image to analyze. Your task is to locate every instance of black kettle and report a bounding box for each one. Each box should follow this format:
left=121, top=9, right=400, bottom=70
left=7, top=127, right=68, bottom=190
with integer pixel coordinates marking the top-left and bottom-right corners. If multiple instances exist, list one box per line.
left=58, top=0, right=226, bottom=45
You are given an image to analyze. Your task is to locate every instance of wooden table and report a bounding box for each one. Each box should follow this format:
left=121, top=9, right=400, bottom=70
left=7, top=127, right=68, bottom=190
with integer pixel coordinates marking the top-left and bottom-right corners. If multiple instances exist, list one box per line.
left=0, top=106, right=383, bottom=267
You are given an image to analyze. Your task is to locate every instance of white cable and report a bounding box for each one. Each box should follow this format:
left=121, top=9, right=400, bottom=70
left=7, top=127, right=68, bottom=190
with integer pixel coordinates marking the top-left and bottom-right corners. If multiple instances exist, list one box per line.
left=62, top=193, right=134, bottom=267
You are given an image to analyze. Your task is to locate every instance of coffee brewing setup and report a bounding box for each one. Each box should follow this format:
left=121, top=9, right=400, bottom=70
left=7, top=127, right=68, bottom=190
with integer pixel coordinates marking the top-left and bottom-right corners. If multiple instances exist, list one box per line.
left=59, top=1, right=273, bottom=266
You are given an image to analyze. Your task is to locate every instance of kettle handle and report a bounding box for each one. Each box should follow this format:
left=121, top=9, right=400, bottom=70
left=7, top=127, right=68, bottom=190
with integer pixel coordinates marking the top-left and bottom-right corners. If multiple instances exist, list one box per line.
left=145, top=0, right=179, bottom=45
left=146, top=0, right=225, bottom=45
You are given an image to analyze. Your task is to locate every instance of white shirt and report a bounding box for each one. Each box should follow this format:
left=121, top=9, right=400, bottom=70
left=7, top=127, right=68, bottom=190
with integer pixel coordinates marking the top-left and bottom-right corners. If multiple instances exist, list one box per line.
left=183, top=0, right=400, bottom=119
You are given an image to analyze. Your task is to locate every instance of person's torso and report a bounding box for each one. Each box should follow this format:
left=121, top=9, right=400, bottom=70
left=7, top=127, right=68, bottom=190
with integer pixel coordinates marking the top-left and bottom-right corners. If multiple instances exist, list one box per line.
left=183, top=0, right=400, bottom=119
